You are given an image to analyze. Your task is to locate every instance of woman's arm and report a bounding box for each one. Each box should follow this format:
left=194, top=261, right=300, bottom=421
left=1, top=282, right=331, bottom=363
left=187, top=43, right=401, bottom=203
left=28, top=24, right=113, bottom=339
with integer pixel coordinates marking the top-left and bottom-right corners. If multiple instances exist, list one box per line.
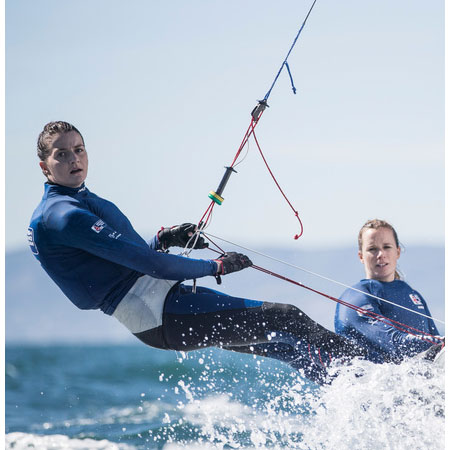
left=336, top=283, right=438, bottom=359
left=47, top=201, right=218, bottom=281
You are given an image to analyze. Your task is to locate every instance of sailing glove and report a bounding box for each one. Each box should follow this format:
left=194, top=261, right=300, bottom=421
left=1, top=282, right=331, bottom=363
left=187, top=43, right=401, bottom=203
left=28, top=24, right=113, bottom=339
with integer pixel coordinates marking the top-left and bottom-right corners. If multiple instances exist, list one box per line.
left=215, top=252, right=253, bottom=275
left=157, top=223, right=208, bottom=250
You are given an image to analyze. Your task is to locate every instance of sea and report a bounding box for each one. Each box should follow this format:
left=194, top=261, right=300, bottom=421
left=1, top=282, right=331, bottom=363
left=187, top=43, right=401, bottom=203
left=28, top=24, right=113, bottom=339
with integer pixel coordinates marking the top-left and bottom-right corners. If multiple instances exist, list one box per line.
left=5, top=343, right=445, bottom=450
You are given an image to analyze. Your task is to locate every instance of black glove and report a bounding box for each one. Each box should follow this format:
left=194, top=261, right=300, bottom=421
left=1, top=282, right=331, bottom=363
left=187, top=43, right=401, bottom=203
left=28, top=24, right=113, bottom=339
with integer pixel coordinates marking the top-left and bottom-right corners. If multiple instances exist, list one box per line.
left=157, top=223, right=208, bottom=250
left=215, top=252, right=252, bottom=275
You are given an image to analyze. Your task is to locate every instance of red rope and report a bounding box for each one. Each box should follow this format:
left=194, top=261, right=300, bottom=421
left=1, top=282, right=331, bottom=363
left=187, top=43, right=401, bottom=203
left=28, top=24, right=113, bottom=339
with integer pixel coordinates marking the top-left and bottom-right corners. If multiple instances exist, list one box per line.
left=251, top=264, right=444, bottom=347
left=198, top=200, right=215, bottom=229
left=230, top=117, right=260, bottom=167
left=198, top=116, right=259, bottom=230
left=201, top=234, right=443, bottom=358
left=203, top=236, right=443, bottom=346
left=251, top=129, right=303, bottom=239
left=198, top=107, right=304, bottom=239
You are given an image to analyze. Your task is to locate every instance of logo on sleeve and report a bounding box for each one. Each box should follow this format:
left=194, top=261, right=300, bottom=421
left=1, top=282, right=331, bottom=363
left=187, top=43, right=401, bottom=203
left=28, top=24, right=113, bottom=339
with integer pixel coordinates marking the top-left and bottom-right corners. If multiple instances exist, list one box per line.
left=27, top=227, right=39, bottom=255
left=409, top=293, right=424, bottom=309
left=91, top=219, right=106, bottom=233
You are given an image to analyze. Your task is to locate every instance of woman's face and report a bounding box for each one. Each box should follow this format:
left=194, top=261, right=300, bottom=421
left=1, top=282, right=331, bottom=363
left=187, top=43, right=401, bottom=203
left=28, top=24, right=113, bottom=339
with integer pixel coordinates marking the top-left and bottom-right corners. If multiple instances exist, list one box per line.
left=359, top=227, right=400, bottom=282
left=39, top=131, right=88, bottom=188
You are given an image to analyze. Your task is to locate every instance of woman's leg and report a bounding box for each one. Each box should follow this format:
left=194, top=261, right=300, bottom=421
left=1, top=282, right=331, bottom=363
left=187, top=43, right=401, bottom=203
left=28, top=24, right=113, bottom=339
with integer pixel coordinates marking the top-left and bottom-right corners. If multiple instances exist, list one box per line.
left=223, top=342, right=330, bottom=383
left=159, top=284, right=366, bottom=370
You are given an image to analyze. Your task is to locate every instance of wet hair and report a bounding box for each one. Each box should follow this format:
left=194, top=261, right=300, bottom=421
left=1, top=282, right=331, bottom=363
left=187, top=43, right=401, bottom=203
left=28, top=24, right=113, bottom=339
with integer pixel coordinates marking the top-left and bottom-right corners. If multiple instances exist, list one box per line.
left=358, top=219, right=402, bottom=280
left=37, top=121, right=84, bottom=161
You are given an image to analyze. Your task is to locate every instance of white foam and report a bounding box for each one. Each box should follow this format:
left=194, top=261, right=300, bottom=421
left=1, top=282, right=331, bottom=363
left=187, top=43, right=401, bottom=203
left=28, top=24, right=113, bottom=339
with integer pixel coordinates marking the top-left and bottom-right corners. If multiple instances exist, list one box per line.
left=30, top=400, right=171, bottom=431
left=303, top=357, right=445, bottom=449
left=160, top=355, right=444, bottom=449
left=5, top=432, right=135, bottom=450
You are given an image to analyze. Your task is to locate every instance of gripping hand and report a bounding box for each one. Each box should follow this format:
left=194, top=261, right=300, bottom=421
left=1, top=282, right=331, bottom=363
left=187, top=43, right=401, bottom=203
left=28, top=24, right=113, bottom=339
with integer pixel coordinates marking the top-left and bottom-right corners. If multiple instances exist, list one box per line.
left=157, top=223, right=208, bottom=250
left=215, top=252, right=253, bottom=275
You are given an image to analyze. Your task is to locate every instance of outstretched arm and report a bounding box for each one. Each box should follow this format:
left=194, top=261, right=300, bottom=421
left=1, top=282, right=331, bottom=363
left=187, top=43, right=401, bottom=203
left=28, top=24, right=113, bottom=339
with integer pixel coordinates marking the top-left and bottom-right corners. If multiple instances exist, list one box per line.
left=47, top=203, right=217, bottom=281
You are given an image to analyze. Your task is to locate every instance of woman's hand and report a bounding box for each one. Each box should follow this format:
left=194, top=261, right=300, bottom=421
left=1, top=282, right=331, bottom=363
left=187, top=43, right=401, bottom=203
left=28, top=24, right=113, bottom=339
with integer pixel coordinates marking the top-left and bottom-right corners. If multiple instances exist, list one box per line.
left=214, top=252, right=253, bottom=275
left=157, top=223, right=208, bottom=250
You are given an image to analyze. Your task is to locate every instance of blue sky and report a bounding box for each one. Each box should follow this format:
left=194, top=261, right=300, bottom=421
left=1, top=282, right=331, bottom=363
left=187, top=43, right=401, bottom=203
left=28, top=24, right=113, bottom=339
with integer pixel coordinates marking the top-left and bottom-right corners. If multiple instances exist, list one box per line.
left=6, top=0, right=444, bottom=252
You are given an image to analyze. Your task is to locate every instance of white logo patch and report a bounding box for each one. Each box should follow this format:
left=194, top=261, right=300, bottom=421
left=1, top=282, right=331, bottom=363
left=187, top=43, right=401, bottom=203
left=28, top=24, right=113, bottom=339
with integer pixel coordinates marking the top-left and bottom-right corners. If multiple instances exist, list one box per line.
left=409, top=293, right=424, bottom=309
left=27, top=227, right=39, bottom=255
left=91, top=219, right=106, bottom=233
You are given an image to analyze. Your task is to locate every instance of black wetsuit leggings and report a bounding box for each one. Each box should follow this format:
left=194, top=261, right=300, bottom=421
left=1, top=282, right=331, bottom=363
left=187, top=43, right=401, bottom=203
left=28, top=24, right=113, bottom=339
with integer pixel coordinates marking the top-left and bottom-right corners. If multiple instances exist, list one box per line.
left=134, top=284, right=366, bottom=383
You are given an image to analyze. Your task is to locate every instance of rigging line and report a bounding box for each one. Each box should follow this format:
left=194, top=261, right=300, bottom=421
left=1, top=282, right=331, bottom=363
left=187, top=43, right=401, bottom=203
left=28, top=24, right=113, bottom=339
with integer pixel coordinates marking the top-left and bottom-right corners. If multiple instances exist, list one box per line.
left=264, top=0, right=318, bottom=101
left=251, top=128, right=303, bottom=239
left=198, top=199, right=215, bottom=227
left=201, top=231, right=445, bottom=325
left=198, top=2, right=317, bottom=236
left=181, top=227, right=226, bottom=260
left=199, top=111, right=264, bottom=229
left=186, top=238, right=442, bottom=344
left=231, top=109, right=265, bottom=167
left=232, top=137, right=251, bottom=168
left=203, top=237, right=442, bottom=343
left=253, top=264, right=442, bottom=345
left=183, top=209, right=217, bottom=257
left=203, top=232, right=226, bottom=255
left=230, top=117, right=258, bottom=167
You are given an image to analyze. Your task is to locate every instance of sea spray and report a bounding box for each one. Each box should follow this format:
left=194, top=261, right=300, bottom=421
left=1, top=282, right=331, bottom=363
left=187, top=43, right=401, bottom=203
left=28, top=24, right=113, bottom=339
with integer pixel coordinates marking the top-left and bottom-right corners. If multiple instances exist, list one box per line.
left=6, top=345, right=444, bottom=449
left=154, top=351, right=444, bottom=449
left=303, top=357, right=445, bottom=449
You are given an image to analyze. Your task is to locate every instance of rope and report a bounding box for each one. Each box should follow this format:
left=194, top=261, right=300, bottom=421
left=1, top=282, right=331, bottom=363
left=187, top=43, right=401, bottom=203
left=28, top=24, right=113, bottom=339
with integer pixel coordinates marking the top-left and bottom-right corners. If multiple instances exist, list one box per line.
left=251, top=128, right=303, bottom=239
left=185, top=0, right=444, bottom=349
left=263, top=0, right=318, bottom=101
left=198, top=1, right=319, bottom=238
left=252, top=264, right=442, bottom=346
left=200, top=234, right=443, bottom=345
left=198, top=114, right=264, bottom=231
left=201, top=231, right=445, bottom=326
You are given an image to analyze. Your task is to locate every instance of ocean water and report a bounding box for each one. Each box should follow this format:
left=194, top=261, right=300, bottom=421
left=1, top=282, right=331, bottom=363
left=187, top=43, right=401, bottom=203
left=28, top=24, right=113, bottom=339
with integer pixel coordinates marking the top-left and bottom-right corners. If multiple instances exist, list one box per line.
left=5, top=344, right=445, bottom=449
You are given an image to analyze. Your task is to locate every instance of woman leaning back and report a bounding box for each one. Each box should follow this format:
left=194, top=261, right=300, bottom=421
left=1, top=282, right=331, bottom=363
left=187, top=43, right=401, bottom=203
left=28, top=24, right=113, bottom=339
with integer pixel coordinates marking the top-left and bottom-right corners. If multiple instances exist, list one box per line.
left=29, top=121, right=372, bottom=385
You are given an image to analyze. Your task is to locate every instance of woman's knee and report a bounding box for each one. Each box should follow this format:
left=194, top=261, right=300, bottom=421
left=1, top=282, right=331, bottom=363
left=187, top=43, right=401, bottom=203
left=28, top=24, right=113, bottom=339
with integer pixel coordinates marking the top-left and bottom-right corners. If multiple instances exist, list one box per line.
left=262, top=301, right=303, bottom=318
left=260, top=302, right=317, bottom=333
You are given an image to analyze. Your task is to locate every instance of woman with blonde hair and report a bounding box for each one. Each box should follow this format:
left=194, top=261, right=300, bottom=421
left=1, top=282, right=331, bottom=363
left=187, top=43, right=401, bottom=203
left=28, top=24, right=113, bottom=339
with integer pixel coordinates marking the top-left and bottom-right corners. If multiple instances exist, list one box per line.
left=335, top=219, right=442, bottom=362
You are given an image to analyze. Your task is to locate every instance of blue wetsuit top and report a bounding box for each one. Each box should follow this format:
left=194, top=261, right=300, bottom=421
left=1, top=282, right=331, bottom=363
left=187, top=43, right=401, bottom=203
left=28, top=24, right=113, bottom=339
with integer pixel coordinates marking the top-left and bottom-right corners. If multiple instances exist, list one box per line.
left=334, top=279, right=440, bottom=362
left=28, top=183, right=218, bottom=315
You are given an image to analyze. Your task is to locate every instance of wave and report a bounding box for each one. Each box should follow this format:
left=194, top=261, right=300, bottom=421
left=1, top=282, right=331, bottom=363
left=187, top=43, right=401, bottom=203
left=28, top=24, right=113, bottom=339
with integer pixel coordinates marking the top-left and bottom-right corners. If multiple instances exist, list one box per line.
left=148, top=355, right=445, bottom=449
left=5, top=432, right=136, bottom=450
left=6, top=346, right=444, bottom=449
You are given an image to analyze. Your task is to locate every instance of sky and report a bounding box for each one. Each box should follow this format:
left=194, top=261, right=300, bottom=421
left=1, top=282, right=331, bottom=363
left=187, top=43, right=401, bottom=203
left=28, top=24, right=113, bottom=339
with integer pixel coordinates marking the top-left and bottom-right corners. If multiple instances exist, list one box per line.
left=5, top=0, right=445, bottom=252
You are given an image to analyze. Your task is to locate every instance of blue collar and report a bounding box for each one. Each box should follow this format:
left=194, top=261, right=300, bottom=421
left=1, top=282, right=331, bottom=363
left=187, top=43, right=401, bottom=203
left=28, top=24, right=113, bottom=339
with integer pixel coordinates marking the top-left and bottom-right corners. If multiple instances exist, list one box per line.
left=44, top=182, right=88, bottom=197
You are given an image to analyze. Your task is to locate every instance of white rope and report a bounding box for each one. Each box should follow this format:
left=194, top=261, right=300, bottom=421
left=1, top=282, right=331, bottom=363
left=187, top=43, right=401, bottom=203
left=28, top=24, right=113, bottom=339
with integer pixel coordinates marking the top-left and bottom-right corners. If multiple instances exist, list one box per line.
left=180, top=218, right=213, bottom=257
left=202, top=231, right=445, bottom=326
